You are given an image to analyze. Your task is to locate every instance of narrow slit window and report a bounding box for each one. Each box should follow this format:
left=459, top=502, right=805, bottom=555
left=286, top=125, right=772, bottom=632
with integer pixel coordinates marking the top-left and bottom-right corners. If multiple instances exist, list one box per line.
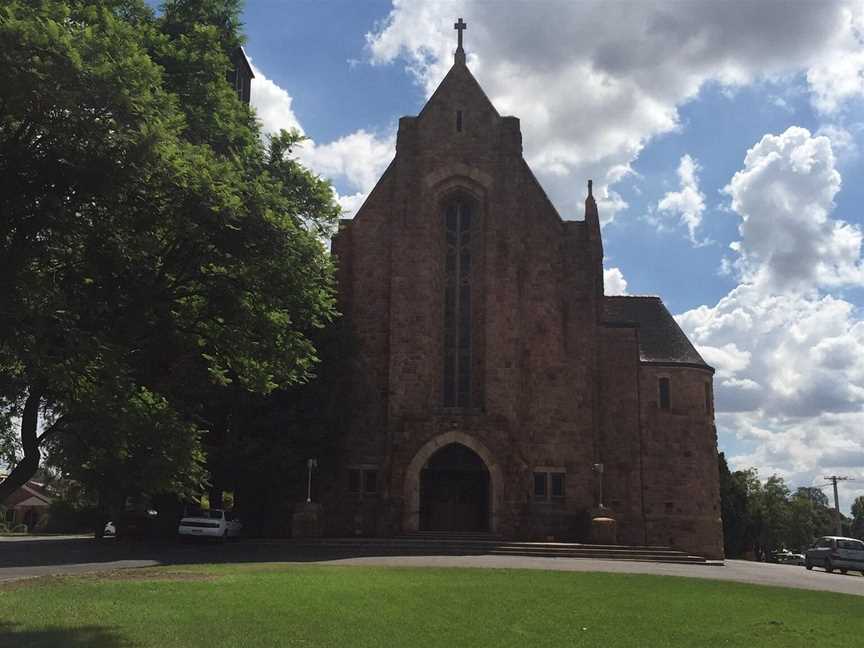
left=364, top=470, right=378, bottom=495
left=704, top=382, right=712, bottom=415
left=659, top=377, right=671, bottom=410
left=348, top=469, right=361, bottom=494
left=533, top=473, right=547, bottom=500
left=443, top=201, right=472, bottom=407
left=456, top=110, right=463, bottom=132
left=550, top=473, right=566, bottom=499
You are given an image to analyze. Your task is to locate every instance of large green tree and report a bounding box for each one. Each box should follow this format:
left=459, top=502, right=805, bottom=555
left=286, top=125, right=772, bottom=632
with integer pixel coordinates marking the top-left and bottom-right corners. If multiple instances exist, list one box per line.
left=786, top=487, right=833, bottom=551
left=0, top=0, right=339, bottom=506
left=718, top=453, right=754, bottom=557
left=851, top=495, right=864, bottom=540
left=718, top=456, right=841, bottom=557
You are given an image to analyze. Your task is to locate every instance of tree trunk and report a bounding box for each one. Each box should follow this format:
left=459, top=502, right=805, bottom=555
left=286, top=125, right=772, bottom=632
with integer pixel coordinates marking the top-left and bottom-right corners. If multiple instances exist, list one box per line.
left=209, top=485, right=223, bottom=509
left=0, top=385, right=43, bottom=504
left=94, top=491, right=108, bottom=540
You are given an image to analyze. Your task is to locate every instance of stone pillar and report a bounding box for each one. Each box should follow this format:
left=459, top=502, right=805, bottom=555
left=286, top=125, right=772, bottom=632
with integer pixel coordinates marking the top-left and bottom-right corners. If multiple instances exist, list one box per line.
left=292, top=502, right=324, bottom=538
left=589, top=507, right=618, bottom=545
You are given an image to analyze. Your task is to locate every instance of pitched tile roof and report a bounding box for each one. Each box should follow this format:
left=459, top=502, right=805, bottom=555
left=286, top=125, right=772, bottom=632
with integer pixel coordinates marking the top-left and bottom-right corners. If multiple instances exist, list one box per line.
left=602, top=295, right=712, bottom=370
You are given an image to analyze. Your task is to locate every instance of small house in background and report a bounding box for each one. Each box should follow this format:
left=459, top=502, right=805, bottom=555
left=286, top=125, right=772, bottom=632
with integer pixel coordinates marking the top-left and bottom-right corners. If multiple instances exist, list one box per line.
left=1, top=475, right=52, bottom=530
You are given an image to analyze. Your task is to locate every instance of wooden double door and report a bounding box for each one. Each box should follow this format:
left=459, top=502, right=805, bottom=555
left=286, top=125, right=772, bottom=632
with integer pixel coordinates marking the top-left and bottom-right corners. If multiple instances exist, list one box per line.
left=419, top=444, right=490, bottom=532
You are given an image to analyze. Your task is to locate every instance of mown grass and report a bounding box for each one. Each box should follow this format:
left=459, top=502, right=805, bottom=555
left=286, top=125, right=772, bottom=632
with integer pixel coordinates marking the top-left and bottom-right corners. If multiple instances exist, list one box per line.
left=1, top=564, right=862, bottom=647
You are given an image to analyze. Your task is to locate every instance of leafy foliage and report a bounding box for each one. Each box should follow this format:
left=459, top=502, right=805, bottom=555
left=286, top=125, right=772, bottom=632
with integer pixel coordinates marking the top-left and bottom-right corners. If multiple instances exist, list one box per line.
left=0, top=0, right=340, bottom=509
left=719, top=455, right=837, bottom=557
left=851, top=495, right=864, bottom=540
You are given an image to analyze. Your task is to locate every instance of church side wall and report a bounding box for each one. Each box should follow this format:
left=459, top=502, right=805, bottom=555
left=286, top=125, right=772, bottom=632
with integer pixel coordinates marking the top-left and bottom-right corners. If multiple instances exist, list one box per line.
left=325, top=173, right=397, bottom=536
left=598, top=326, right=646, bottom=547
left=639, top=365, right=723, bottom=559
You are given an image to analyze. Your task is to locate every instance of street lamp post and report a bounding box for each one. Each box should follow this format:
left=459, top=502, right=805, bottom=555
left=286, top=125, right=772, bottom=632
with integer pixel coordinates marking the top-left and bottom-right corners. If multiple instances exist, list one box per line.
left=593, top=462, right=605, bottom=509
left=306, top=458, right=318, bottom=504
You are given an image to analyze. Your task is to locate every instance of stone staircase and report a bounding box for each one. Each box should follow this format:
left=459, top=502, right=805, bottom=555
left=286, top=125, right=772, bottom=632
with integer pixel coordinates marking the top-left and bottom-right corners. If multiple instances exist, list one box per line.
left=287, top=531, right=710, bottom=564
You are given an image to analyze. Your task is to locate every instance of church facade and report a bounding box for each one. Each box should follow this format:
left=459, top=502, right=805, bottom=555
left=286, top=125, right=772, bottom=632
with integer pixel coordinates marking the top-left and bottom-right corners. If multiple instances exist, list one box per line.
left=325, top=31, right=723, bottom=559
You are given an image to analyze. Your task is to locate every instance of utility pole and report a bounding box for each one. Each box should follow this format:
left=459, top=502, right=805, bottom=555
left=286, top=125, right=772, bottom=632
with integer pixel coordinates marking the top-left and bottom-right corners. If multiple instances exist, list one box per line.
left=823, top=475, right=850, bottom=535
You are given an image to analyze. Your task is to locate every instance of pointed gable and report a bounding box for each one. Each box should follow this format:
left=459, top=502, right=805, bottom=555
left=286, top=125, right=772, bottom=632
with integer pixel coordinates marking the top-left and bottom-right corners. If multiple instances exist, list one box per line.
left=409, top=59, right=511, bottom=163
left=418, top=61, right=500, bottom=123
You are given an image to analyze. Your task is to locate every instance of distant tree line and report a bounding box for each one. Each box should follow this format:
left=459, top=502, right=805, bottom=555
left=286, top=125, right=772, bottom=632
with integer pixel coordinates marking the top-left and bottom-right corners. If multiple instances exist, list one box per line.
left=719, top=453, right=863, bottom=558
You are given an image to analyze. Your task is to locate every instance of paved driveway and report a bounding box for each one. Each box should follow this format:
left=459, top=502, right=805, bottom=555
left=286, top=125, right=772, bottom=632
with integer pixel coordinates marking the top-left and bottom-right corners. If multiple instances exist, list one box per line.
left=1, top=537, right=862, bottom=596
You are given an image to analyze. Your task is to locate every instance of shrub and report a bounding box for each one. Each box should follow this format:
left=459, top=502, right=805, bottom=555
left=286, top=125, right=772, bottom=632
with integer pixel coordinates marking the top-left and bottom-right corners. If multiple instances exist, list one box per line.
left=34, top=514, right=50, bottom=532
left=41, top=500, right=97, bottom=533
left=12, top=523, right=28, bottom=533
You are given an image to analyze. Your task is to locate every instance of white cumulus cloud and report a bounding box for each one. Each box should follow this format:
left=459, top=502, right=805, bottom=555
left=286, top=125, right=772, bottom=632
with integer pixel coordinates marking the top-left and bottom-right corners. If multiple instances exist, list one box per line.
left=249, top=63, right=305, bottom=136
left=677, top=126, right=864, bottom=511
left=298, top=130, right=395, bottom=198
left=657, top=154, right=706, bottom=244
left=603, top=267, right=628, bottom=295
left=250, top=64, right=394, bottom=217
left=367, top=1, right=864, bottom=223
left=723, top=126, right=864, bottom=292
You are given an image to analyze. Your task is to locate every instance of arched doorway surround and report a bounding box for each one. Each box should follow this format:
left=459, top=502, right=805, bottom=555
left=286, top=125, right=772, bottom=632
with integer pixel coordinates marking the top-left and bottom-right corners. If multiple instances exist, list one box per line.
left=421, top=443, right=488, bottom=531
left=402, top=431, right=502, bottom=533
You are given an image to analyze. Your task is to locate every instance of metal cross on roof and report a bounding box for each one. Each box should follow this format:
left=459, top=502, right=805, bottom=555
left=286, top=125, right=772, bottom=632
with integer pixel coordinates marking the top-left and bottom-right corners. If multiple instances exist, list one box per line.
left=454, top=18, right=467, bottom=50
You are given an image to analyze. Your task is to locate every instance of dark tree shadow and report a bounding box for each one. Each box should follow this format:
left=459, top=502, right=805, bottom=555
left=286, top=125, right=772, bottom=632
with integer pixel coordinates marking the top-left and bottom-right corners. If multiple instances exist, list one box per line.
left=0, top=622, right=129, bottom=648
left=0, top=538, right=504, bottom=571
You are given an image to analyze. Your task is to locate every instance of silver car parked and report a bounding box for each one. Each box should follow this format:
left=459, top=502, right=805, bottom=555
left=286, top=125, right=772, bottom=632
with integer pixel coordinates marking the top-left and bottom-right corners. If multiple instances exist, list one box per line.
left=804, top=536, right=864, bottom=575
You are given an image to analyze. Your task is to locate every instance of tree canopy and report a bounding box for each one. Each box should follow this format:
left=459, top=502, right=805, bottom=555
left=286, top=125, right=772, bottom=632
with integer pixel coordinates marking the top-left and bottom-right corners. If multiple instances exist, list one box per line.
left=718, top=454, right=842, bottom=557
left=0, top=0, right=340, bottom=507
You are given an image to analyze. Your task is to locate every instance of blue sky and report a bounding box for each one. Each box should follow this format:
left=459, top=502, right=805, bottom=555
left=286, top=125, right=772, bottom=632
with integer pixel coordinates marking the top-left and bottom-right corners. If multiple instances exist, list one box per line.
left=231, top=1, right=864, bottom=512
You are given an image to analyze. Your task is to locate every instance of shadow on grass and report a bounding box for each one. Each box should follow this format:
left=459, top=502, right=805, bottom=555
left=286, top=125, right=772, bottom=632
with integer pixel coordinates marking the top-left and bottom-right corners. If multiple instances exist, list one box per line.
left=0, top=622, right=129, bottom=648
left=0, top=538, right=500, bottom=570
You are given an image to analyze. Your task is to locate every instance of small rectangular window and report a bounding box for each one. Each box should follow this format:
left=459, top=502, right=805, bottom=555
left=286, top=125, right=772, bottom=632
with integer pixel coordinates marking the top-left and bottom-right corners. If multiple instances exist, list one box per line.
left=4, top=509, right=14, bottom=523
left=348, top=469, right=361, bottom=494
left=550, top=473, right=565, bottom=499
left=364, top=470, right=378, bottom=495
left=533, top=472, right=547, bottom=500
left=456, top=110, right=463, bottom=132
left=659, top=377, right=671, bottom=410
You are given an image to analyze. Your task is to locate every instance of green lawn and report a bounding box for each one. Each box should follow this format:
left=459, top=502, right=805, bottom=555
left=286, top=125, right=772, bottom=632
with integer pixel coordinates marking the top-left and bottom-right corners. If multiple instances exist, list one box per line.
left=1, top=565, right=862, bottom=647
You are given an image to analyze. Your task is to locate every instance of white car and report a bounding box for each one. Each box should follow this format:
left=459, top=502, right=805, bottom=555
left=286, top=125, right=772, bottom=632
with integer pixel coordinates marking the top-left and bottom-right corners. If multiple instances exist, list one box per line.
left=805, top=536, right=864, bottom=575
left=178, top=509, right=242, bottom=541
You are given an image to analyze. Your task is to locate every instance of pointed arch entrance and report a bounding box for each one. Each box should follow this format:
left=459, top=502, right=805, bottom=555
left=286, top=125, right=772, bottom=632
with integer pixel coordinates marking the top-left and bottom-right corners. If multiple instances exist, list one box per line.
left=421, top=443, right=488, bottom=531
left=403, top=431, right=502, bottom=533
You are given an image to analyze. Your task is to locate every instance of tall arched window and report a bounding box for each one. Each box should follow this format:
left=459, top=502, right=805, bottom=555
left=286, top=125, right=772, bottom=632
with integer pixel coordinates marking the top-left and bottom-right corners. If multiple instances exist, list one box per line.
left=443, top=201, right=472, bottom=407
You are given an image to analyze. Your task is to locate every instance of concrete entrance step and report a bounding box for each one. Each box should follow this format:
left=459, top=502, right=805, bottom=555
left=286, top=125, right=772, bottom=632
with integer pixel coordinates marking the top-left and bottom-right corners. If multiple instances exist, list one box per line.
left=401, top=531, right=502, bottom=542
left=287, top=537, right=709, bottom=564
left=400, top=533, right=679, bottom=552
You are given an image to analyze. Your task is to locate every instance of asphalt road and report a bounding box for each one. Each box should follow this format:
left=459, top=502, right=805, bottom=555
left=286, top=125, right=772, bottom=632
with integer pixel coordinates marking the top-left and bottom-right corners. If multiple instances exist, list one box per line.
left=1, top=536, right=862, bottom=597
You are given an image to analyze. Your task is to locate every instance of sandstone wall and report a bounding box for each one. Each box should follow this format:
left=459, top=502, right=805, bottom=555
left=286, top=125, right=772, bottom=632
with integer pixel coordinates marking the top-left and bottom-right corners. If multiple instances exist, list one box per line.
left=324, top=62, right=722, bottom=557
left=639, top=365, right=723, bottom=559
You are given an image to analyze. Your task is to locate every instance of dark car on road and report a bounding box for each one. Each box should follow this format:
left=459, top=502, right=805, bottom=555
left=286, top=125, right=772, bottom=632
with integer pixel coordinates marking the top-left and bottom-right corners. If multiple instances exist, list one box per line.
left=771, top=550, right=805, bottom=566
left=805, top=536, right=864, bottom=575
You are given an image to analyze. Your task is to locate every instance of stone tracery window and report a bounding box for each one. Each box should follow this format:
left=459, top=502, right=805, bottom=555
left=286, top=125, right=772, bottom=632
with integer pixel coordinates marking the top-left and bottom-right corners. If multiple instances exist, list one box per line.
left=443, top=200, right=472, bottom=407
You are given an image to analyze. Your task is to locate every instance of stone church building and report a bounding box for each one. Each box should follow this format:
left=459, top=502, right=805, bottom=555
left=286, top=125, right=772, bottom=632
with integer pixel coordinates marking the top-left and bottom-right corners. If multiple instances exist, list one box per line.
left=325, top=26, right=723, bottom=560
